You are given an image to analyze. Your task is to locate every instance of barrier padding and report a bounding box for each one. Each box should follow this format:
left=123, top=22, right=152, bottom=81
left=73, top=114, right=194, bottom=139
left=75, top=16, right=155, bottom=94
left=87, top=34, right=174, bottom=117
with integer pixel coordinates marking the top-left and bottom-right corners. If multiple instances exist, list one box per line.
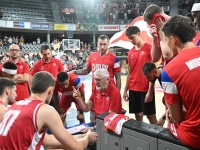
left=123, top=119, right=167, bottom=138
left=158, top=129, right=200, bottom=150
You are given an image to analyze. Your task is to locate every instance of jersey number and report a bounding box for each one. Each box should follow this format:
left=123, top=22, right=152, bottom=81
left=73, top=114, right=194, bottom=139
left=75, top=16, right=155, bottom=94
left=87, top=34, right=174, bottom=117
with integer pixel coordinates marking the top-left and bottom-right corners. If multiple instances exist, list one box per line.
left=0, top=110, right=21, bottom=136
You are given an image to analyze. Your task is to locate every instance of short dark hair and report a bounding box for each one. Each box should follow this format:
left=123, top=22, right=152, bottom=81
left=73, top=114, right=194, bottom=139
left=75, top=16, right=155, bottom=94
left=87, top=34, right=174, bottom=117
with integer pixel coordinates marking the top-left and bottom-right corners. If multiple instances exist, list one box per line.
left=31, top=71, right=55, bottom=93
left=143, top=4, right=163, bottom=21
left=126, top=26, right=140, bottom=36
left=162, top=15, right=196, bottom=43
left=142, top=62, right=156, bottom=75
left=0, top=77, right=16, bottom=95
left=3, top=62, right=17, bottom=70
left=40, top=44, right=51, bottom=53
left=97, top=35, right=109, bottom=41
left=57, top=71, right=69, bottom=82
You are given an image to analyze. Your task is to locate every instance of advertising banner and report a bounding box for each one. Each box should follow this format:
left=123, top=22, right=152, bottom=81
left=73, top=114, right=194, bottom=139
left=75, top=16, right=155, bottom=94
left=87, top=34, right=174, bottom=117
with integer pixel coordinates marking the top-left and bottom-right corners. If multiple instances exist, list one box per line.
left=31, top=23, right=54, bottom=30
left=66, top=24, right=76, bottom=31
left=6, top=21, right=13, bottom=28
left=0, top=20, right=6, bottom=27
left=98, top=25, right=119, bottom=31
left=61, top=8, right=75, bottom=13
left=76, top=24, right=98, bottom=31
left=120, top=25, right=128, bottom=31
left=13, top=21, right=25, bottom=28
left=54, top=24, right=66, bottom=30
left=116, top=50, right=129, bottom=56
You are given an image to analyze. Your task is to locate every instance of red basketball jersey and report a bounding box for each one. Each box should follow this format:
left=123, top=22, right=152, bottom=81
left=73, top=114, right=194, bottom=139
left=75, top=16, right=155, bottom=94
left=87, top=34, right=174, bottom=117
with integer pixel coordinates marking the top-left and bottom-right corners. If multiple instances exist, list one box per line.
left=87, top=51, right=121, bottom=89
left=128, top=43, right=152, bottom=92
left=161, top=47, right=200, bottom=149
left=55, top=73, right=84, bottom=99
left=0, top=99, right=45, bottom=150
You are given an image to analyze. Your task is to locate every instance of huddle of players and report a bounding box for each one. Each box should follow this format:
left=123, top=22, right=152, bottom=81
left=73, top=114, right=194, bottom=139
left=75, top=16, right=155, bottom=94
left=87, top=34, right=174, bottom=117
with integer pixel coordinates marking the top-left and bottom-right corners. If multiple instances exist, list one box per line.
left=0, top=33, right=123, bottom=150
left=0, top=3, right=200, bottom=150
left=140, top=3, right=200, bottom=150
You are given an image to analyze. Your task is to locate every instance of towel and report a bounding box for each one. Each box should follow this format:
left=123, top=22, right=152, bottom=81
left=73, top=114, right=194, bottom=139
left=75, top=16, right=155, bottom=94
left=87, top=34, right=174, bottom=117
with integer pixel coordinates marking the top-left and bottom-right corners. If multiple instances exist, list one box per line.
left=104, top=114, right=130, bottom=135
left=152, top=13, right=165, bottom=25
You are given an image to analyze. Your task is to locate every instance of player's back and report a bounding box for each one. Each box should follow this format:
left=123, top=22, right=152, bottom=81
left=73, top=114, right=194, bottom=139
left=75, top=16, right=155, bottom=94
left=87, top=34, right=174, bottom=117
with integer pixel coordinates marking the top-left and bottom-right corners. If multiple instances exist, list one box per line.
left=165, top=48, right=200, bottom=122
left=0, top=99, right=45, bottom=150
left=163, top=47, right=200, bottom=148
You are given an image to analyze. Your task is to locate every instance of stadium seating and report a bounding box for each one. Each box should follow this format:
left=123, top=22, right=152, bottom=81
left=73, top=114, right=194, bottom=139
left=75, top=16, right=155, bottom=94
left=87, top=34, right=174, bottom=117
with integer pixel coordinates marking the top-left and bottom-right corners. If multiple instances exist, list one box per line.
left=0, top=0, right=54, bottom=22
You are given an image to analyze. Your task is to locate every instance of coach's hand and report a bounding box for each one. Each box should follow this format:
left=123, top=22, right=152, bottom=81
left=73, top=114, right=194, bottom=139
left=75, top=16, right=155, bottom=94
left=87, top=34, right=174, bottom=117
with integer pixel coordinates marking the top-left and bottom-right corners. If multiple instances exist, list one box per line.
left=72, top=86, right=81, bottom=100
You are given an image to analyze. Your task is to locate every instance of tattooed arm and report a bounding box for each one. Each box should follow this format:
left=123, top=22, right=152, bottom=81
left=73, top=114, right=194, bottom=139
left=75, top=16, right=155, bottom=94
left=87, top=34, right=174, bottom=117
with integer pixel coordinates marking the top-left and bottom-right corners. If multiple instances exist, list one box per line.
left=74, top=68, right=92, bottom=75
left=114, top=72, right=121, bottom=90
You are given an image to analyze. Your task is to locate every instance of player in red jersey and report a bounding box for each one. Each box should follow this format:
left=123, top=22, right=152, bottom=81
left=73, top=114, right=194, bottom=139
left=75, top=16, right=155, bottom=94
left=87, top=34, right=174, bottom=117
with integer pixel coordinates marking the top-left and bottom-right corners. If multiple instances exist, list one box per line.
left=72, top=35, right=121, bottom=122
left=161, top=15, right=200, bottom=149
left=53, top=71, right=85, bottom=125
left=73, top=69, right=122, bottom=123
left=0, top=44, right=30, bottom=101
left=123, top=26, right=157, bottom=125
left=0, top=78, right=16, bottom=120
left=143, top=4, right=173, bottom=66
left=0, top=71, right=98, bottom=150
left=73, top=35, right=121, bottom=90
left=31, top=44, right=64, bottom=78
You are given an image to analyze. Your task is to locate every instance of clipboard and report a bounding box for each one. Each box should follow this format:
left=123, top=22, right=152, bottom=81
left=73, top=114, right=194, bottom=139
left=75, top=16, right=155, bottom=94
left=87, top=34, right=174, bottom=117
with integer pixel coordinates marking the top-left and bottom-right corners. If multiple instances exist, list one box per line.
left=66, top=123, right=90, bottom=135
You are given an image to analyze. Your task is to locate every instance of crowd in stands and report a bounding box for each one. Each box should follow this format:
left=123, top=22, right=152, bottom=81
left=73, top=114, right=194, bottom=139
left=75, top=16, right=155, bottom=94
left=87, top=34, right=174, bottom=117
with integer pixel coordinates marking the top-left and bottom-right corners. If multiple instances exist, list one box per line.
left=0, top=36, right=94, bottom=73
left=82, top=0, right=140, bottom=24
left=0, top=35, right=24, bottom=50
left=178, top=0, right=196, bottom=16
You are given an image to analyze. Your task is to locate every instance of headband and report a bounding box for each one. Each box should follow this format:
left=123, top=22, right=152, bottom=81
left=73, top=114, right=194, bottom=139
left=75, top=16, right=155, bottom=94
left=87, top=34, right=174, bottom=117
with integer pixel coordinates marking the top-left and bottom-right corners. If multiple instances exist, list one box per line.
left=2, top=68, right=17, bottom=75
left=191, top=3, right=200, bottom=12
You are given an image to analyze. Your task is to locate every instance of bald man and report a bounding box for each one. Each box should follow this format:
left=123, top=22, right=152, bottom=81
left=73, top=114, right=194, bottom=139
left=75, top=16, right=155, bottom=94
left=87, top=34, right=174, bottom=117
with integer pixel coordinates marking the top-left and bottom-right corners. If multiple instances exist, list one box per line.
left=2, top=44, right=30, bottom=101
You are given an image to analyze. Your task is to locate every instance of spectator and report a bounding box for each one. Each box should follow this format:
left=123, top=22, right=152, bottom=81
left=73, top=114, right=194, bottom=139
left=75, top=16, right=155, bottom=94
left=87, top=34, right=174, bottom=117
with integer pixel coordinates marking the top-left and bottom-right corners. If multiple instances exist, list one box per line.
left=37, top=37, right=41, bottom=45
left=8, top=36, right=12, bottom=47
left=19, top=35, right=24, bottom=45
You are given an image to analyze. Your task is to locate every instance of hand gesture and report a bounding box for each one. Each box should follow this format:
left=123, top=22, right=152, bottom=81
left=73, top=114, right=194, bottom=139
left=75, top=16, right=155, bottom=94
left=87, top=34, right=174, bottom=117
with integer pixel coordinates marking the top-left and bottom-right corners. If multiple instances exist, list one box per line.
left=123, top=92, right=129, bottom=102
left=72, top=86, right=81, bottom=100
